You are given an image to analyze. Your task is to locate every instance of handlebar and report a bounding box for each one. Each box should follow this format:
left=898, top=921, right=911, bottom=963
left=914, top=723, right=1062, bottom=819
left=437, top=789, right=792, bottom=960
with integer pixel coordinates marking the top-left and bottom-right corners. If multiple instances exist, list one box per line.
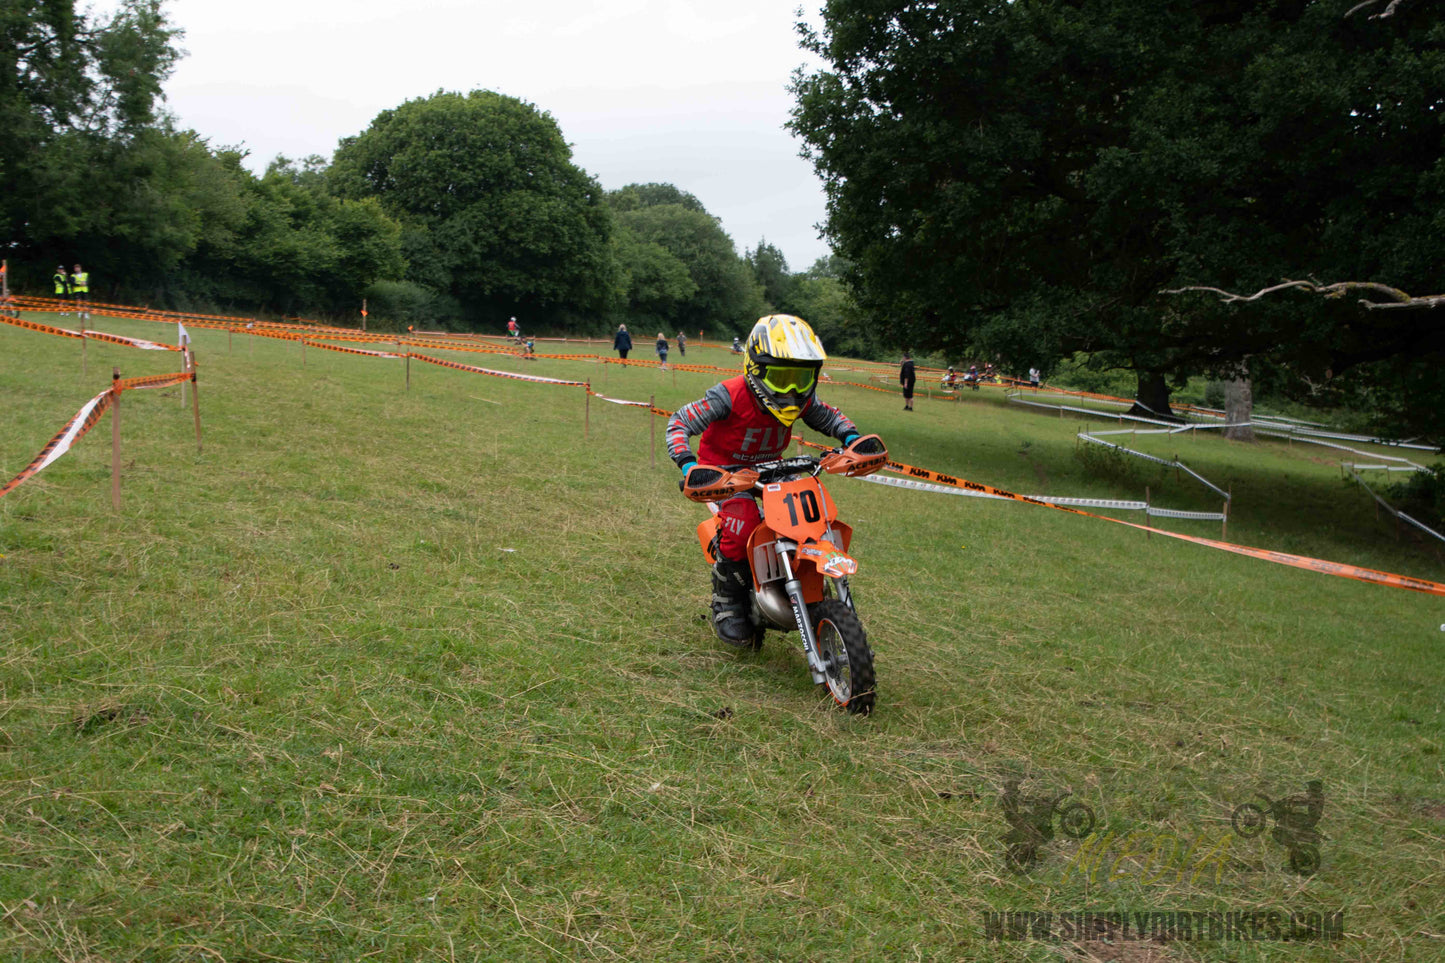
left=680, top=436, right=888, bottom=502
left=749, top=456, right=824, bottom=484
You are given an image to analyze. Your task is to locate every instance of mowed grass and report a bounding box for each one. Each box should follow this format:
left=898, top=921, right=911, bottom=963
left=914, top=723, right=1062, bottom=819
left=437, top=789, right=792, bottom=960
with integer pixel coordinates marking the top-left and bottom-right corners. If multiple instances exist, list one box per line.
left=1, top=315, right=1442, bottom=962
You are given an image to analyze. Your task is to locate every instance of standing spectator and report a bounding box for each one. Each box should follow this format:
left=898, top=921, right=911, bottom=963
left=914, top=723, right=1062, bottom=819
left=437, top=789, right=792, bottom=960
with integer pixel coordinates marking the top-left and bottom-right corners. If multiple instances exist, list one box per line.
left=656, top=332, right=670, bottom=369
left=1029, top=366, right=1041, bottom=388
left=900, top=350, right=916, bottom=411
left=52, top=265, right=70, bottom=315
left=613, top=324, right=632, bottom=359
left=506, top=316, right=520, bottom=341
left=71, top=264, right=89, bottom=321
left=677, top=332, right=687, bottom=358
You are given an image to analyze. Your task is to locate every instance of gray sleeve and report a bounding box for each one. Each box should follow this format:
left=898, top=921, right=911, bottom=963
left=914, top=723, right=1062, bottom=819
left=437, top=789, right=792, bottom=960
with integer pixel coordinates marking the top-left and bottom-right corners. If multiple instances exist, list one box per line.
left=666, top=382, right=733, bottom=467
left=802, top=395, right=859, bottom=443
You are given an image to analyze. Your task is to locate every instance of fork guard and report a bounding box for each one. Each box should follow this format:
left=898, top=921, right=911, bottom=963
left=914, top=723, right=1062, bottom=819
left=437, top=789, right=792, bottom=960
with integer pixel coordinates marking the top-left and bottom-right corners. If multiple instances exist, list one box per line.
left=796, top=538, right=858, bottom=578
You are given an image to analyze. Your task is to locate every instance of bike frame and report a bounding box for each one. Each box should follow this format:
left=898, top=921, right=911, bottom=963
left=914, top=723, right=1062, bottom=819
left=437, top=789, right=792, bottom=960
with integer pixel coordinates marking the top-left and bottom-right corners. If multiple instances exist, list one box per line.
left=697, top=463, right=859, bottom=683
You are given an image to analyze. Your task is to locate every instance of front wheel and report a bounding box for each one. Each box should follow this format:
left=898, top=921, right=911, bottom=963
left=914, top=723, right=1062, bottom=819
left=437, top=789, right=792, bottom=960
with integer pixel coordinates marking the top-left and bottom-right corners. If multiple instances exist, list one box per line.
left=808, top=598, right=875, bottom=715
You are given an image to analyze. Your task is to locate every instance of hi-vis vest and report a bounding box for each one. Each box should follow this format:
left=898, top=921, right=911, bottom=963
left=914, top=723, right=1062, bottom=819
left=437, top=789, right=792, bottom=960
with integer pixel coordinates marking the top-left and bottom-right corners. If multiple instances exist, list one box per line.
left=53, top=272, right=68, bottom=295
left=72, top=271, right=89, bottom=293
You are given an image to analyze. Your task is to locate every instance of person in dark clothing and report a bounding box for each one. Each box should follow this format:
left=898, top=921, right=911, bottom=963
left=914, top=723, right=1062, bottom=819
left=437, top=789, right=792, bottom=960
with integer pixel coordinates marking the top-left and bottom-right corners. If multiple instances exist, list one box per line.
left=677, top=332, right=686, bottom=357
left=614, top=324, right=632, bottom=359
left=900, top=350, right=917, bottom=411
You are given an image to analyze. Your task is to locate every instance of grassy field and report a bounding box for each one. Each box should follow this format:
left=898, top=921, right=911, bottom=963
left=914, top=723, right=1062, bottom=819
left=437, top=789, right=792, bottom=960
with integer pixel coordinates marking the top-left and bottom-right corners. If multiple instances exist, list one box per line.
left=2, top=314, right=1442, bottom=962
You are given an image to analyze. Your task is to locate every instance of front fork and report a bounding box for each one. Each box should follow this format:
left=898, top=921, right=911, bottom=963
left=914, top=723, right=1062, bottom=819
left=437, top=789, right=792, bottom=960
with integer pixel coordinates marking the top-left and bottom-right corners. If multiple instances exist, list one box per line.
left=775, top=543, right=857, bottom=685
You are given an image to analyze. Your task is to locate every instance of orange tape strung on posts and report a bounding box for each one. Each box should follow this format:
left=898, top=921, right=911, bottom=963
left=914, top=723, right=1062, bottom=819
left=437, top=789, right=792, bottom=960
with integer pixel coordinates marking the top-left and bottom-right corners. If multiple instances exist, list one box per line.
left=0, top=370, right=193, bottom=501
left=0, top=391, right=114, bottom=499
left=400, top=338, right=516, bottom=357
left=115, top=371, right=193, bottom=393
left=302, top=340, right=403, bottom=359
left=790, top=441, right=1445, bottom=598
left=1, top=313, right=87, bottom=341
left=82, top=330, right=181, bottom=351
left=409, top=352, right=588, bottom=387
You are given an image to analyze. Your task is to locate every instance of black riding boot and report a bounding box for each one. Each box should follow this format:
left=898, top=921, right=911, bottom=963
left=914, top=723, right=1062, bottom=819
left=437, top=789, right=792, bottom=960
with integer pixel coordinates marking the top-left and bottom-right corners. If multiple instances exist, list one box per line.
left=710, top=558, right=754, bottom=645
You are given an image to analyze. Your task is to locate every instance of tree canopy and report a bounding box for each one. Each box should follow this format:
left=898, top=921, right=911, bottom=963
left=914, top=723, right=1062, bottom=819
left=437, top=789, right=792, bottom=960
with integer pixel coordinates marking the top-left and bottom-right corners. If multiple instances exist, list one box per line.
left=608, top=185, right=767, bottom=335
left=2, top=0, right=181, bottom=266
left=790, top=0, right=1445, bottom=430
left=329, top=89, right=615, bottom=327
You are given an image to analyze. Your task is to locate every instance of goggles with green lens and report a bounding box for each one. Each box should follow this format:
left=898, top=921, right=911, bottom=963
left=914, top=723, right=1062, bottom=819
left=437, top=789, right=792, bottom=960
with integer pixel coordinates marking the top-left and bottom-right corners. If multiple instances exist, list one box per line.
left=762, top=365, right=817, bottom=394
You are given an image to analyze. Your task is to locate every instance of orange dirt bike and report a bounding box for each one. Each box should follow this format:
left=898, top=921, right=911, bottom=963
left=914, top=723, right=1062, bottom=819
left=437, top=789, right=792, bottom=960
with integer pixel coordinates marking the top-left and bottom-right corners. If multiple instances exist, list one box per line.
left=682, top=435, right=889, bottom=714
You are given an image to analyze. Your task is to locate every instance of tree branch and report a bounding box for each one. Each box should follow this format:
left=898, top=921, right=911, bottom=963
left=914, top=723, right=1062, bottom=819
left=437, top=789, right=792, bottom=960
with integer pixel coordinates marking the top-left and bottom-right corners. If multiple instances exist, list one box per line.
left=1345, top=0, right=1407, bottom=19
left=1161, top=280, right=1444, bottom=311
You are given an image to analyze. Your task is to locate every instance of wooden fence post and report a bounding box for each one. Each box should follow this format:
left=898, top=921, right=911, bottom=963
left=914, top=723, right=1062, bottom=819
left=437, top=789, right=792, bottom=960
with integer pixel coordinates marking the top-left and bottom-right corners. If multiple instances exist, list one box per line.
left=111, top=368, right=122, bottom=510
left=190, top=350, right=202, bottom=453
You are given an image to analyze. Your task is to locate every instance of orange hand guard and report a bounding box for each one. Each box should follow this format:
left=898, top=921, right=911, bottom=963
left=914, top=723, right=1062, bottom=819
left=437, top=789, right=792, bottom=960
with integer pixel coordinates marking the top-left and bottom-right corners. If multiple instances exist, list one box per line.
left=819, top=434, right=888, bottom=478
left=682, top=464, right=761, bottom=503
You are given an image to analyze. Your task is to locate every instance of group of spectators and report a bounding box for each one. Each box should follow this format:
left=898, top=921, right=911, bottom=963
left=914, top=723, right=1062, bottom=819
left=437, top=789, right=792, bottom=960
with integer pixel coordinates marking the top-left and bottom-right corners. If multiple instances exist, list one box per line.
left=51, top=264, right=91, bottom=320
left=613, top=325, right=687, bottom=369
left=899, top=352, right=1042, bottom=408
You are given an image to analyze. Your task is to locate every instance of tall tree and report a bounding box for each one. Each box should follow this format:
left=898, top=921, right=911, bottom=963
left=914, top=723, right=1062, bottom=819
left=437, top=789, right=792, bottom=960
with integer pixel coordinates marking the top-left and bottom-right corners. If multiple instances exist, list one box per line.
left=745, top=239, right=796, bottom=314
left=607, top=182, right=709, bottom=215
left=789, top=1, right=1445, bottom=421
left=608, top=226, right=697, bottom=330
left=330, top=89, right=614, bottom=327
left=607, top=185, right=766, bottom=333
left=1, top=0, right=182, bottom=276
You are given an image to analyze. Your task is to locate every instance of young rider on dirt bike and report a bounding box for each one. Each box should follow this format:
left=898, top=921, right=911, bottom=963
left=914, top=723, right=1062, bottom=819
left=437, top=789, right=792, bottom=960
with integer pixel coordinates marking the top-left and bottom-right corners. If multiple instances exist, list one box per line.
left=666, top=315, right=881, bottom=645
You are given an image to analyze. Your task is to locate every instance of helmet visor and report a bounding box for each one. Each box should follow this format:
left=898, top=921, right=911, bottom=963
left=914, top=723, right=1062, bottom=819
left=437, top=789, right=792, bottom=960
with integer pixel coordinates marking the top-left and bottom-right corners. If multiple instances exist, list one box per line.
left=762, top=365, right=817, bottom=395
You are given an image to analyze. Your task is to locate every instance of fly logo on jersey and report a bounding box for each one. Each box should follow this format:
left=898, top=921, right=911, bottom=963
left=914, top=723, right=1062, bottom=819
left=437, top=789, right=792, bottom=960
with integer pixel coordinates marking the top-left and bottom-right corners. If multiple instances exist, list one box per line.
left=733, top=425, right=789, bottom=460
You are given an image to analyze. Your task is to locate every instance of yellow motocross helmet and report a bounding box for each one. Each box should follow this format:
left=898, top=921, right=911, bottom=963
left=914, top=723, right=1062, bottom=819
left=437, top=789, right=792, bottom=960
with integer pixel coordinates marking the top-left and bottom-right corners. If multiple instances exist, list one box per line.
left=743, top=314, right=828, bottom=427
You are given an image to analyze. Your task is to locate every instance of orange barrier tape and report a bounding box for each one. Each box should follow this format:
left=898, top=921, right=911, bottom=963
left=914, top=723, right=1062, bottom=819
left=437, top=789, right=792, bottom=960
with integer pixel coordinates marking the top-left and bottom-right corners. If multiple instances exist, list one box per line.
left=600, top=357, right=736, bottom=375
left=400, top=338, right=517, bottom=357
left=0, top=390, right=114, bottom=499
left=1, top=313, right=87, bottom=341
left=82, top=329, right=181, bottom=351
left=0, top=370, right=194, bottom=501
left=302, top=340, right=402, bottom=359
left=115, top=371, right=194, bottom=392
left=2, top=310, right=178, bottom=351
left=828, top=379, right=897, bottom=394
left=789, top=441, right=1445, bottom=598
left=409, top=352, right=588, bottom=387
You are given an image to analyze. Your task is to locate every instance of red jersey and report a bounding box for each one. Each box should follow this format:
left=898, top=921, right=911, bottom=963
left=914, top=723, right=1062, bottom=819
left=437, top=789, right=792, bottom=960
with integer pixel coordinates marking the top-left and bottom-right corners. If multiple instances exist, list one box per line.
left=667, top=375, right=857, bottom=468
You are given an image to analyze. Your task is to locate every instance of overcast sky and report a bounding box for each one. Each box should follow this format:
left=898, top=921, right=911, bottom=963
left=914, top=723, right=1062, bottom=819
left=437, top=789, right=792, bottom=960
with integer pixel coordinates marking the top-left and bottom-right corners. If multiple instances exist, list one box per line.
left=156, top=0, right=835, bottom=271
